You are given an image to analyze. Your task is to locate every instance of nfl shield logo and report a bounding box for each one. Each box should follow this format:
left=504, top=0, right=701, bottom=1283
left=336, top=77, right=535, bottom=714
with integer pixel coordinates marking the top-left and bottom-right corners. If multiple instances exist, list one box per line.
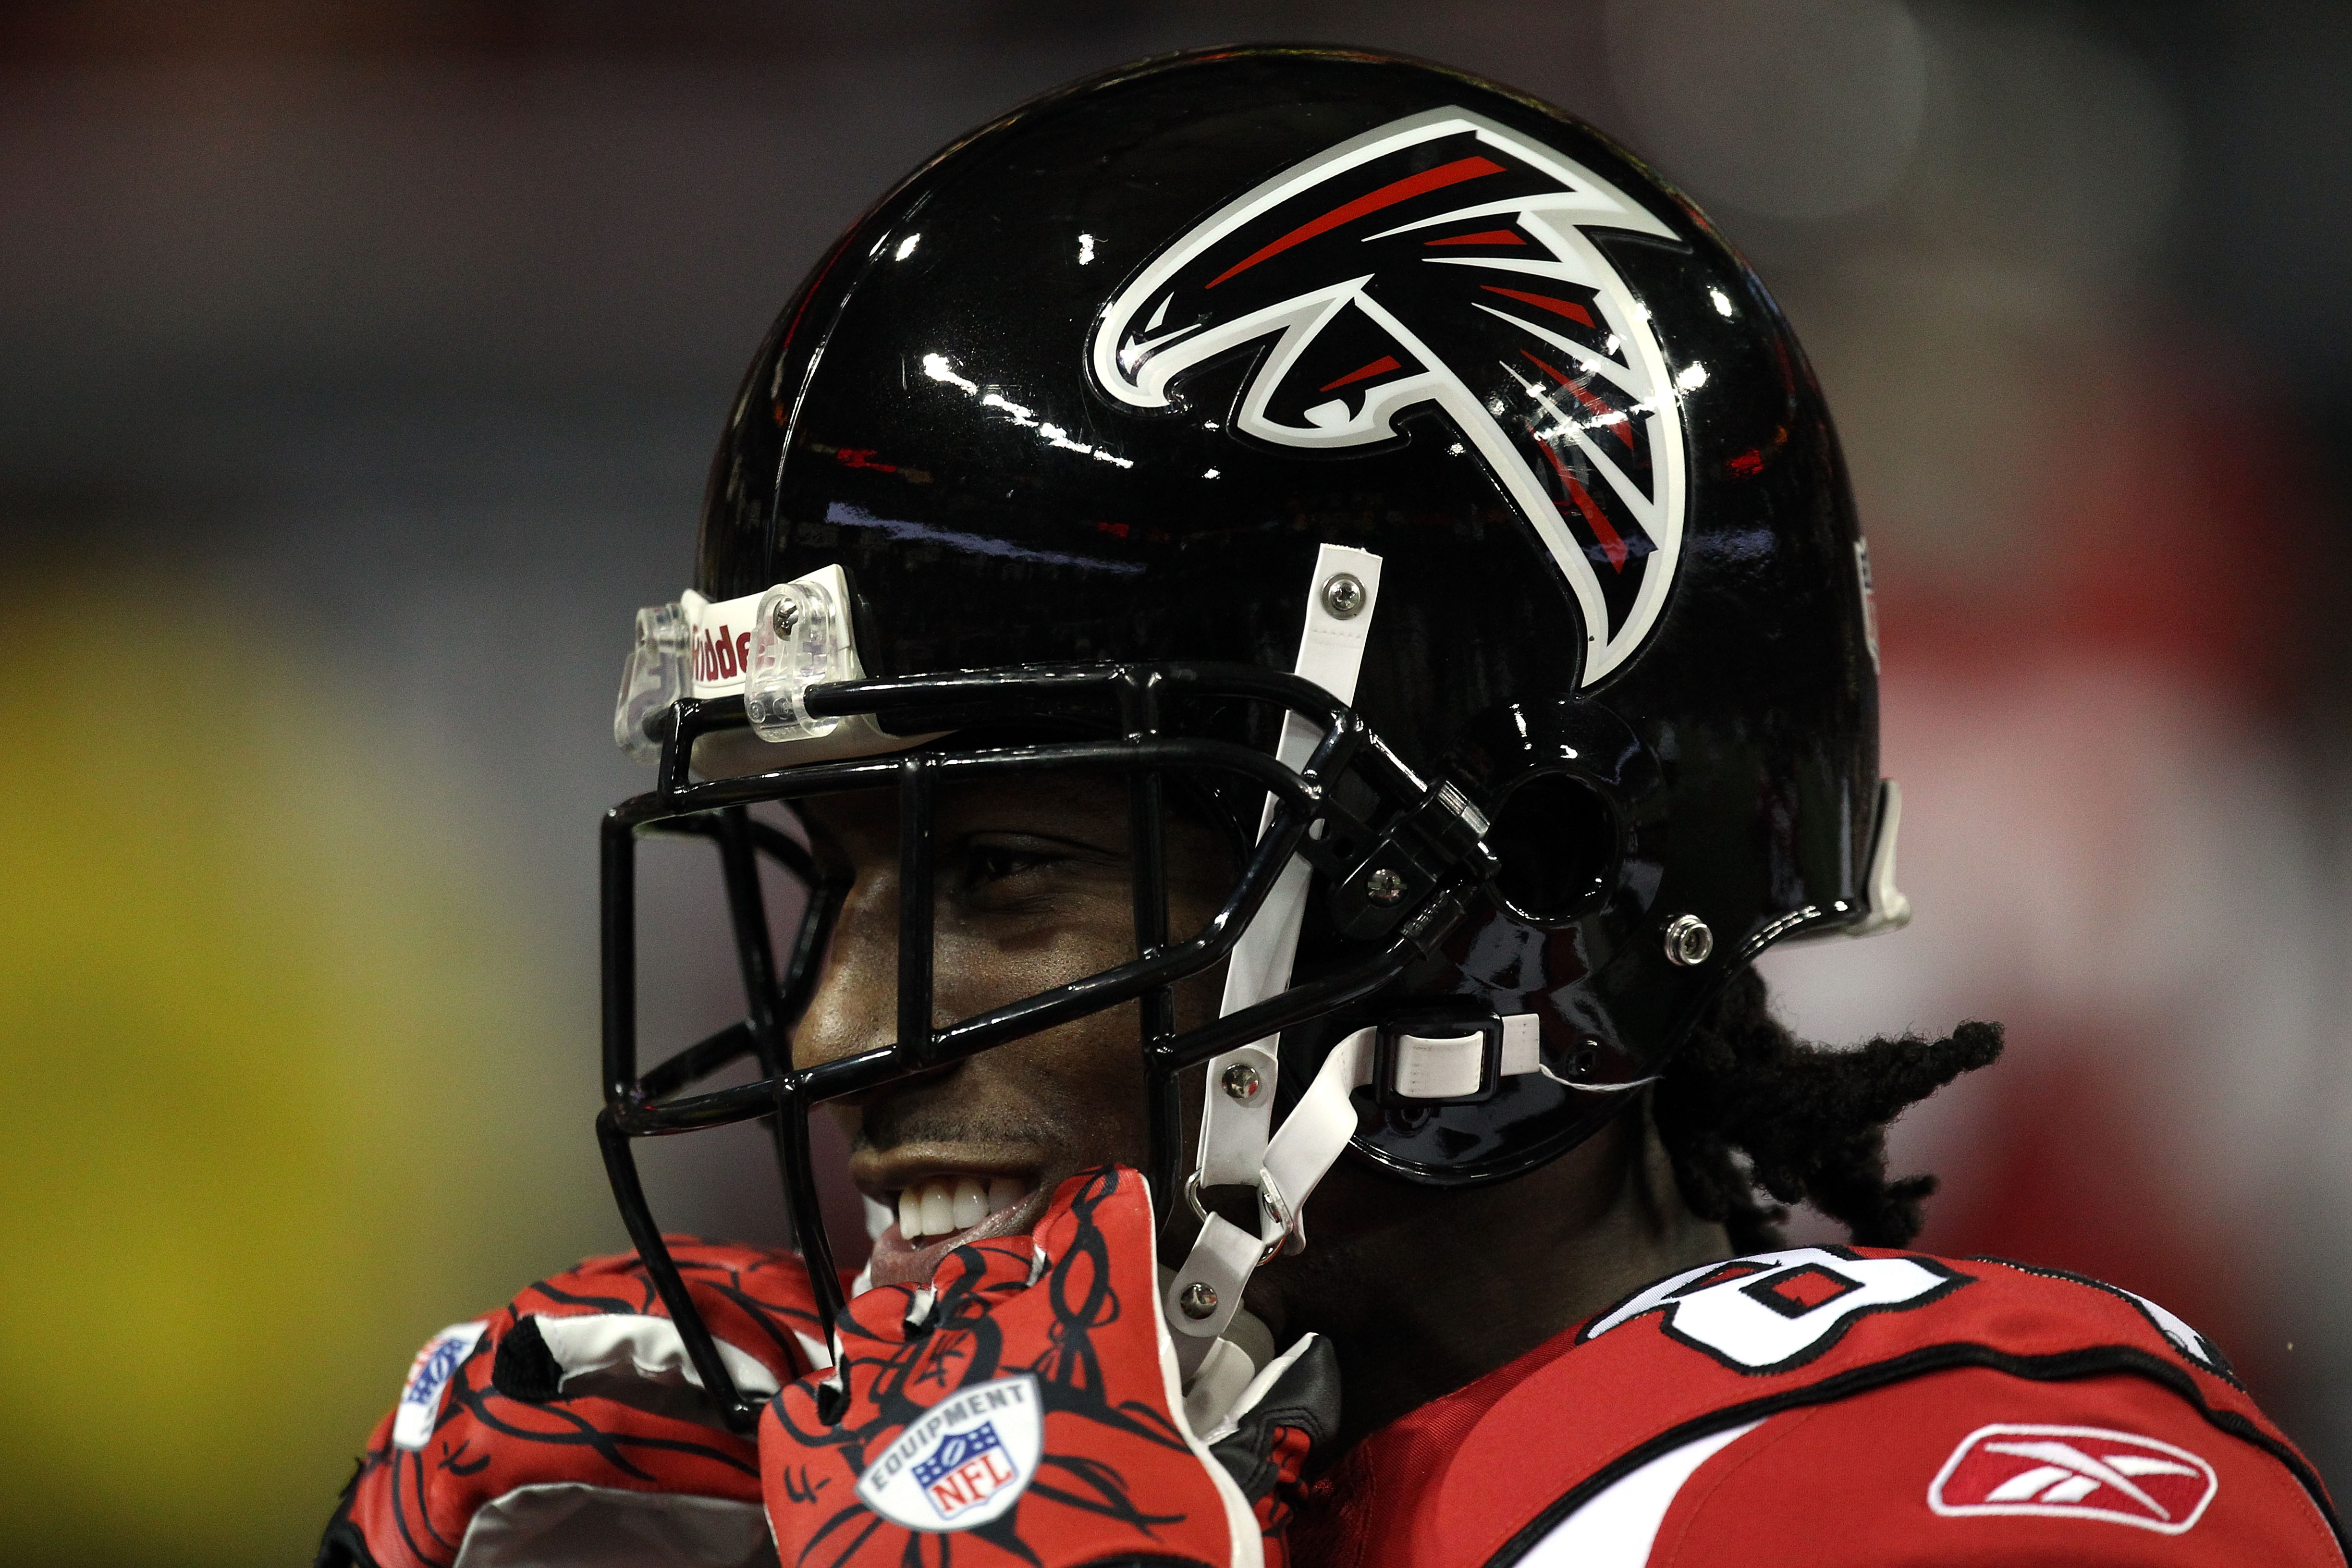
left=857, top=1373, right=1044, bottom=1532
left=914, top=1422, right=1018, bottom=1521
left=392, top=1320, right=488, bottom=1450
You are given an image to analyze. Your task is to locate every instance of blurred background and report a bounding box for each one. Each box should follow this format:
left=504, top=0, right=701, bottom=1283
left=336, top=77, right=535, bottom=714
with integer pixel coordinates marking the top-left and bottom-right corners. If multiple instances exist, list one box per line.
left=3, top=1, right=2347, bottom=1559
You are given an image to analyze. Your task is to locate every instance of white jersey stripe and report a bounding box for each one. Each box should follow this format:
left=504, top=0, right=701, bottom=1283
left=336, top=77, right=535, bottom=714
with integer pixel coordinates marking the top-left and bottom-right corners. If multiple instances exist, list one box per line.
left=1518, top=1420, right=1763, bottom=1568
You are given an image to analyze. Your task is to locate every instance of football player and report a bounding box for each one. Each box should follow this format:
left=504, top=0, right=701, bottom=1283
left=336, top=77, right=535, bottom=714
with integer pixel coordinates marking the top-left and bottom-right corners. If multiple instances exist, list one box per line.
left=318, top=47, right=2343, bottom=1568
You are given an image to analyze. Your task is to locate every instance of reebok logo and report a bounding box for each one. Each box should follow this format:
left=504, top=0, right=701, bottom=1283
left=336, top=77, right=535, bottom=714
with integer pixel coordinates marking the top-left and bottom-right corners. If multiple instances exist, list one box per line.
left=1929, top=1423, right=2217, bottom=1534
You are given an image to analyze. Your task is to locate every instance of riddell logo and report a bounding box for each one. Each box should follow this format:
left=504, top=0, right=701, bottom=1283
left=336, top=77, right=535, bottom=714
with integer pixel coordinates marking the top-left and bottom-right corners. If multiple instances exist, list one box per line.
left=696, top=623, right=752, bottom=686
left=679, top=588, right=768, bottom=698
left=1928, top=1423, right=2217, bottom=1534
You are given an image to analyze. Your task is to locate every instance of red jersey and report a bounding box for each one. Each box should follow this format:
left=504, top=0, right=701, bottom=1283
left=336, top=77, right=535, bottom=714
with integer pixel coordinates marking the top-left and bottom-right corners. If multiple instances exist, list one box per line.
left=1299, top=1246, right=2342, bottom=1567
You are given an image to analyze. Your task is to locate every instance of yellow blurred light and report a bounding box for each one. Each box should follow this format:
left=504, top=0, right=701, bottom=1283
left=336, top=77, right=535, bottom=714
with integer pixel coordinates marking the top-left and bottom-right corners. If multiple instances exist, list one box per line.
left=0, top=588, right=597, bottom=1562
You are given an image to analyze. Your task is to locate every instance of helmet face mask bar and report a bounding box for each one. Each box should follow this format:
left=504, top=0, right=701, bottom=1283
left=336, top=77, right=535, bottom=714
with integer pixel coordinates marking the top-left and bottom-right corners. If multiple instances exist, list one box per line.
left=599, top=658, right=1498, bottom=1432
left=594, top=46, right=1910, bottom=1436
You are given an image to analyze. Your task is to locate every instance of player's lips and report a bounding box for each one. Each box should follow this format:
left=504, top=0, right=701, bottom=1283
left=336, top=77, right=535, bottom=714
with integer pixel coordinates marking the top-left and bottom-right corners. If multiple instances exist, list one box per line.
left=855, top=1151, right=1047, bottom=1289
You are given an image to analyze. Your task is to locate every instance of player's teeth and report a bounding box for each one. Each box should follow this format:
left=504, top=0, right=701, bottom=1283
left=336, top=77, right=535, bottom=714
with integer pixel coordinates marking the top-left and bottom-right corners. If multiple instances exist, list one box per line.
left=919, top=1179, right=955, bottom=1238
left=898, top=1175, right=1027, bottom=1240
left=952, top=1176, right=988, bottom=1230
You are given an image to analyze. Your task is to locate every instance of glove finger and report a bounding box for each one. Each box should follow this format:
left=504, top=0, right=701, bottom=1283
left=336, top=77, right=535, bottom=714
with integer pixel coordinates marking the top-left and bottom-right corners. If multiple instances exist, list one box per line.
left=762, top=1167, right=1250, bottom=1568
left=521, top=1237, right=828, bottom=1386
left=328, top=1240, right=811, bottom=1568
left=344, top=1322, right=766, bottom=1568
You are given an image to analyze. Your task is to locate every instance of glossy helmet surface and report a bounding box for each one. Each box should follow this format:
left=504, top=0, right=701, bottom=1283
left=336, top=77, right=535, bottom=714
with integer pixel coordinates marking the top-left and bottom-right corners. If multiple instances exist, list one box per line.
left=601, top=45, right=1897, bottom=1418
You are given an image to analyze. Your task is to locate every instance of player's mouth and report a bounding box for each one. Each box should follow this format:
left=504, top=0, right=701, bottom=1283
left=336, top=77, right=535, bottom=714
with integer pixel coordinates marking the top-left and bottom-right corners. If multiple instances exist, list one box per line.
left=862, top=1168, right=1043, bottom=1289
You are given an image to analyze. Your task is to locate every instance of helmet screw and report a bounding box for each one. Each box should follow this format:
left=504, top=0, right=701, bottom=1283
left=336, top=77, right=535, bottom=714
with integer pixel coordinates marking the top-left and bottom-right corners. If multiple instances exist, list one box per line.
left=1221, top=1063, right=1263, bottom=1103
left=1663, top=914, right=1714, bottom=967
left=1178, top=1281, right=1219, bottom=1320
left=1364, top=867, right=1407, bottom=905
left=770, top=599, right=800, bottom=637
left=1321, top=571, right=1367, bottom=620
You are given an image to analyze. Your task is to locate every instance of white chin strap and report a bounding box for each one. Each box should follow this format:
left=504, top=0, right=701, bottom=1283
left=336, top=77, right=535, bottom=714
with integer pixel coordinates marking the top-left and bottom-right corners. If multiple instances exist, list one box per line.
left=1164, top=546, right=1625, bottom=1363
left=1188, top=543, right=1382, bottom=1207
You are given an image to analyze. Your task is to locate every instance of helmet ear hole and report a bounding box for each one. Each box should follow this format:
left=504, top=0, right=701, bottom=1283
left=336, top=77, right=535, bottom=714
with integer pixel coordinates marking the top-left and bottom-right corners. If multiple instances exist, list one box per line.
left=1487, top=771, right=1618, bottom=926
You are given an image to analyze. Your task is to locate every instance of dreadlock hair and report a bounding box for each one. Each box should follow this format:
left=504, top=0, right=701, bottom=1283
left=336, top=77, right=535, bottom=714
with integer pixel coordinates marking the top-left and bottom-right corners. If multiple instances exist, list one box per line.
left=1652, top=965, right=2005, bottom=1256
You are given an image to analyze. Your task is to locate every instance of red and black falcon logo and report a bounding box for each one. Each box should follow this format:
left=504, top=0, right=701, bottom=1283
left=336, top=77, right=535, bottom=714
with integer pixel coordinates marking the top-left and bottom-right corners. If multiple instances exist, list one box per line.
left=1091, top=107, right=1690, bottom=684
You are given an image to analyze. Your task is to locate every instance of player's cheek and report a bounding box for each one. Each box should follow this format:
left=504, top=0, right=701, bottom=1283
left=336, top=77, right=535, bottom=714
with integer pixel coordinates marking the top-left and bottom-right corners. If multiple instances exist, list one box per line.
left=932, top=886, right=1139, bottom=1007
left=968, top=1005, right=1154, bottom=1168
left=918, top=882, right=1173, bottom=1165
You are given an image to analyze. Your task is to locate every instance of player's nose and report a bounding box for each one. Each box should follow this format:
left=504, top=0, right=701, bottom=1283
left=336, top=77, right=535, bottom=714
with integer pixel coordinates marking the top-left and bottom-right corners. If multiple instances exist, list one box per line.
left=790, top=861, right=901, bottom=1073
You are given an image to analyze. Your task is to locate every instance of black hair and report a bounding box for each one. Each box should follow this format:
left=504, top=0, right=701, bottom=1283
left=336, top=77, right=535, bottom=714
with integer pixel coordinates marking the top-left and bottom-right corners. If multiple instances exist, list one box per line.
left=1652, top=965, right=2004, bottom=1254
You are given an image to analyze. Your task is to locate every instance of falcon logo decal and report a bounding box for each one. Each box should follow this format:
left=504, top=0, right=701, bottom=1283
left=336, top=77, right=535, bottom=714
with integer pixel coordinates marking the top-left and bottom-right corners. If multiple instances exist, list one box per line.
left=1091, top=107, right=1690, bottom=684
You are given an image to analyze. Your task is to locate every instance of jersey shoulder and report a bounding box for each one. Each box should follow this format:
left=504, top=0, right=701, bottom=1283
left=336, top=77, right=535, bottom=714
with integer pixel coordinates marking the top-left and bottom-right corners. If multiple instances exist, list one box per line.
left=1625, top=1364, right=2343, bottom=1566
left=1299, top=1247, right=2342, bottom=1568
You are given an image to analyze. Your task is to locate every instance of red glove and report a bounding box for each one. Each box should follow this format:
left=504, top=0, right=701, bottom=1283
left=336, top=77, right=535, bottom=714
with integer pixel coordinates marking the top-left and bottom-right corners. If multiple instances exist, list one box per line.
left=759, top=1167, right=1334, bottom=1568
left=318, top=1237, right=826, bottom=1568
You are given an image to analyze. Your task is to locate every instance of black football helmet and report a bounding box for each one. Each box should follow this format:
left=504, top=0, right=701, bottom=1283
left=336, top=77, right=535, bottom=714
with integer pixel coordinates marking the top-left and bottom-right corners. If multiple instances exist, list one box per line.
left=599, top=45, right=1905, bottom=1428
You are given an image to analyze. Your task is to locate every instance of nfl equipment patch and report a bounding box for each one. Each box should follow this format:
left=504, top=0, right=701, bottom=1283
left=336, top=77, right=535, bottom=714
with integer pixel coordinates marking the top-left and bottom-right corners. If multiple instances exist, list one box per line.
left=392, top=1320, right=489, bottom=1450
left=854, top=1373, right=1044, bottom=1531
left=1929, top=1423, right=2218, bottom=1534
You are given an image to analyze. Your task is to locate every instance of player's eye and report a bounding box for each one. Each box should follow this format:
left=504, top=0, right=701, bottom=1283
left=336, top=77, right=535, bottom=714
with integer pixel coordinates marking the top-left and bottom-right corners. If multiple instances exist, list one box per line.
left=960, top=839, right=1060, bottom=886
left=944, top=833, right=1110, bottom=916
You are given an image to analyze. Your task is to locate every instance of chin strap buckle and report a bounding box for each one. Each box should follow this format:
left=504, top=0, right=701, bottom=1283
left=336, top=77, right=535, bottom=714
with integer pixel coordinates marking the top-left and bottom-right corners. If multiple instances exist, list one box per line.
left=1371, top=1011, right=1529, bottom=1107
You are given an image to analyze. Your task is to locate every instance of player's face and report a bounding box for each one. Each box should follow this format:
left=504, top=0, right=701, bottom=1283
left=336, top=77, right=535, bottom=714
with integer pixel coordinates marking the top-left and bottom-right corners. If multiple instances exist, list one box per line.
left=791, top=770, right=1233, bottom=1289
